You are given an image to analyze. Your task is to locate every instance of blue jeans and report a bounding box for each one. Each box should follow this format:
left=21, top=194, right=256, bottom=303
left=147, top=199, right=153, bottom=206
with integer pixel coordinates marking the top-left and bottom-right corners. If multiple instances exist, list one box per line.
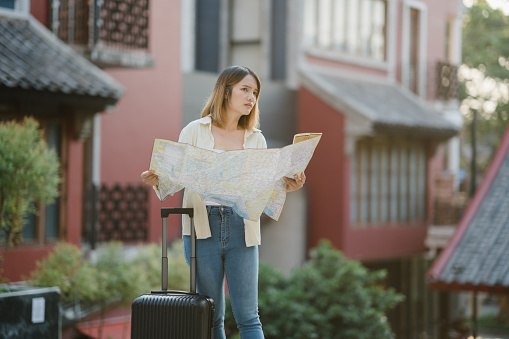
left=183, top=206, right=264, bottom=339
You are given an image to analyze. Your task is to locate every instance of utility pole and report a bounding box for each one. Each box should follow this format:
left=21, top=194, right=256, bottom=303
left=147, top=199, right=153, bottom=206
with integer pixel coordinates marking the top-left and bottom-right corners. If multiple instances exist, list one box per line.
left=469, top=108, right=478, bottom=338
left=469, top=109, right=477, bottom=198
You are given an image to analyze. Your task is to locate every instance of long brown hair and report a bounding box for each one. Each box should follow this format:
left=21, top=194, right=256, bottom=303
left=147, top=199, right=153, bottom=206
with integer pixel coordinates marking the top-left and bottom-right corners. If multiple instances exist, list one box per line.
left=201, top=66, right=261, bottom=131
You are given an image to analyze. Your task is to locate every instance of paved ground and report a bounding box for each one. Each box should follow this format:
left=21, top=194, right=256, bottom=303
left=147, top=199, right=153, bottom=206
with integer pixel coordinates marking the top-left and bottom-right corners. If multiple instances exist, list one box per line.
left=478, top=329, right=509, bottom=339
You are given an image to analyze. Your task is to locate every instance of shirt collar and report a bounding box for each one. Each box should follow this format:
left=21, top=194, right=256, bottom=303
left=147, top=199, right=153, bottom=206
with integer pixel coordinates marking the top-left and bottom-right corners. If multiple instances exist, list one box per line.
left=199, top=115, right=261, bottom=135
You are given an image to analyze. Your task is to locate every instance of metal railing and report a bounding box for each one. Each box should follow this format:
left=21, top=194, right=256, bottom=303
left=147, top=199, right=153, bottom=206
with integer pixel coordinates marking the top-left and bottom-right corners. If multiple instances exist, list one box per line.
left=51, top=0, right=150, bottom=63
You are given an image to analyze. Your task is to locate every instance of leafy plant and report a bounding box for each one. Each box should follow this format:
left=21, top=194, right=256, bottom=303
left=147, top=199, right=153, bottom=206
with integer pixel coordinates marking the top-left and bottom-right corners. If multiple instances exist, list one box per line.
left=27, top=242, right=98, bottom=304
left=460, top=0, right=509, bottom=177
left=26, top=239, right=190, bottom=338
left=225, top=240, right=404, bottom=339
left=131, top=240, right=189, bottom=292
left=0, top=117, right=60, bottom=276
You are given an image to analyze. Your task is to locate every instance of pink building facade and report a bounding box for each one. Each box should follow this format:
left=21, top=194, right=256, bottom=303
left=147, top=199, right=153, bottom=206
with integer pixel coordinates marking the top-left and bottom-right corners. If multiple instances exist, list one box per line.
left=1, top=0, right=183, bottom=281
left=296, top=0, right=464, bottom=337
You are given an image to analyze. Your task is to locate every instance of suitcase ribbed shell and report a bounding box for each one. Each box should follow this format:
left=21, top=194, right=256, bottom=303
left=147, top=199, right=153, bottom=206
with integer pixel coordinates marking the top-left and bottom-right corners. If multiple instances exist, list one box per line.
left=131, top=293, right=214, bottom=339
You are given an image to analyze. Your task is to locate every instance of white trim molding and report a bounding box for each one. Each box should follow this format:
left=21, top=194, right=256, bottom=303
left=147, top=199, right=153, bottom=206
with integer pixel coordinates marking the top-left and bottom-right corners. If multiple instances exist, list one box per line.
left=306, top=47, right=389, bottom=71
left=181, top=0, right=196, bottom=73
left=260, top=0, right=271, bottom=80
left=286, top=0, right=302, bottom=89
left=387, top=0, right=398, bottom=81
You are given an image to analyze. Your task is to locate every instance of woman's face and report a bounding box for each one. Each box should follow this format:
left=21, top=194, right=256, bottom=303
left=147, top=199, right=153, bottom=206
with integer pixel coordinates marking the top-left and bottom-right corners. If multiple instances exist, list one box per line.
left=227, top=74, right=258, bottom=117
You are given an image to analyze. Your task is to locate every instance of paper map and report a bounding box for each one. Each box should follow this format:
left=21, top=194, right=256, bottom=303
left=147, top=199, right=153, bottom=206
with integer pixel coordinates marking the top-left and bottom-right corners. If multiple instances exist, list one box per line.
left=150, top=133, right=321, bottom=221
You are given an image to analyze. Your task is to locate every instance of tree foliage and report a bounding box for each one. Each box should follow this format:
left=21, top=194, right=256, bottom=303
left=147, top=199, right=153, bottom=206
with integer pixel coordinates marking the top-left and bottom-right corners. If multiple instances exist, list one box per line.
left=462, top=0, right=509, bottom=79
left=225, top=240, right=404, bottom=339
left=0, top=117, right=60, bottom=275
left=460, top=0, right=509, bottom=174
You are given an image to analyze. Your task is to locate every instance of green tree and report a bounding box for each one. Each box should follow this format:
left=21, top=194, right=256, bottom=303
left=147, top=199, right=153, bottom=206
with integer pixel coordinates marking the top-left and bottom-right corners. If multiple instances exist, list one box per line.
left=225, top=240, right=404, bottom=339
left=0, top=117, right=60, bottom=277
left=460, top=0, right=509, bottom=175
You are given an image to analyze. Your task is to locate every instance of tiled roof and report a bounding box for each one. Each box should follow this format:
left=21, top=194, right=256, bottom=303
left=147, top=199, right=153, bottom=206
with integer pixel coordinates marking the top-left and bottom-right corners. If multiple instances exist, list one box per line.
left=299, top=66, right=460, bottom=140
left=428, top=126, right=509, bottom=293
left=0, top=14, right=123, bottom=102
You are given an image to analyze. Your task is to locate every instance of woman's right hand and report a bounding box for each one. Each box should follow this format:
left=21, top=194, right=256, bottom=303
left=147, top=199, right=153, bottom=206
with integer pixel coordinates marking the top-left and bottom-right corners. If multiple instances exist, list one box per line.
left=141, top=170, right=159, bottom=186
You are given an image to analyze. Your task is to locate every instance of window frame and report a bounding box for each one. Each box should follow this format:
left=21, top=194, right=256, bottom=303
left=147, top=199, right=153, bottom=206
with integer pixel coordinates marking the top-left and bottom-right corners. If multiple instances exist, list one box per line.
left=351, top=136, right=428, bottom=226
left=401, top=0, right=428, bottom=98
left=22, top=119, right=67, bottom=245
left=303, top=0, right=391, bottom=70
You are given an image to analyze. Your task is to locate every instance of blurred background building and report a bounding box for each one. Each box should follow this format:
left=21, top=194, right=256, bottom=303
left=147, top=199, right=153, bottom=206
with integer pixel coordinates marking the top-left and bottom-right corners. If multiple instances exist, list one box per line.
left=181, top=0, right=465, bottom=337
left=0, top=0, right=477, bottom=337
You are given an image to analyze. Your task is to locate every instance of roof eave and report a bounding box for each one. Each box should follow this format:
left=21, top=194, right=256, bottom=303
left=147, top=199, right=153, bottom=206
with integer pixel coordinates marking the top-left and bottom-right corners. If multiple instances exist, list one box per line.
left=428, top=280, right=509, bottom=294
left=298, top=65, right=460, bottom=140
left=373, top=122, right=459, bottom=141
left=0, top=85, right=120, bottom=111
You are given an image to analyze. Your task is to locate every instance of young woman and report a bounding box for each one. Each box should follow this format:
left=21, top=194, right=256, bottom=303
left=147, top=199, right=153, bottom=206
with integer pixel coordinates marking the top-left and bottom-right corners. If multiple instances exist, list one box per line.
left=141, top=66, right=305, bottom=339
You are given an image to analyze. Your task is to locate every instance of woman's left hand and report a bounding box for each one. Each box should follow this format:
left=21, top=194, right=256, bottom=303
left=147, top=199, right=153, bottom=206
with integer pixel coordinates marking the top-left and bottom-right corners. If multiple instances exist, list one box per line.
left=284, top=172, right=306, bottom=192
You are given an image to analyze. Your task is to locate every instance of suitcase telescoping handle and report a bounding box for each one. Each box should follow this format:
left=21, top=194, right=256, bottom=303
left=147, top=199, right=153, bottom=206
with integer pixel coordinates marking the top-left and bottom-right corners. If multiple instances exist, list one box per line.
left=160, top=208, right=197, bottom=294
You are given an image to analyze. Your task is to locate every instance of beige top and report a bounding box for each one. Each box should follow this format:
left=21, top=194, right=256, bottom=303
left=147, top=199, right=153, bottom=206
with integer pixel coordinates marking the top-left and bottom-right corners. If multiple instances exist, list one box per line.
left=170, top=115, right=267, bottom=247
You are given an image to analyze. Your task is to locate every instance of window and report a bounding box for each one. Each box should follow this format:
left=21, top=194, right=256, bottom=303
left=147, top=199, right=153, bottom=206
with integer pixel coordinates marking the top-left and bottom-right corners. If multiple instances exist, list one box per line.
left=351, top=136, right=427, bottom=225
left=195, top=0, right=221, bottom=72
left=23, top=122, right=63, bottom=243
left=401, top=1, right=427, bottom=96
left=304, top=0, right=387, bottom=61
left=51, top=0, right=152, bottom=67
left=270, top=0, right=287, bottom=80
left=0, top=0, right=28, bottom=12
left=195, top=0, right=265, bottom=74
left=408, top=8, right=420, bottom=94
left=0, top=0, right=15, bottom=9
left=229, top=0, right=263, bottom=73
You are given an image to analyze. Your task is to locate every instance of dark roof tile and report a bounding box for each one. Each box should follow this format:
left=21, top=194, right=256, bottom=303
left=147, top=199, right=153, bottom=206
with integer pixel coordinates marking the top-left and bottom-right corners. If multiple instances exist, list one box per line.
left=0, top=14, right=123, bottom=101
left=299, top=66, right=460, bottom=139
left=428, top=127, right=509, bottom=292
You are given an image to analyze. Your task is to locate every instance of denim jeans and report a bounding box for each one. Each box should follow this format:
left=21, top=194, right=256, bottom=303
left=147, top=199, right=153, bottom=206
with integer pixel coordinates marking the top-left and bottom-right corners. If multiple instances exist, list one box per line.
left=183, top=206, right=264, bottom=339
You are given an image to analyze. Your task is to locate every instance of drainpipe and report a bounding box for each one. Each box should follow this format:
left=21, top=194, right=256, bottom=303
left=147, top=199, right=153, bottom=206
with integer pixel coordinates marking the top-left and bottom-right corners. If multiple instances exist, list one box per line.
left=91, top=114, right=101, bottom=250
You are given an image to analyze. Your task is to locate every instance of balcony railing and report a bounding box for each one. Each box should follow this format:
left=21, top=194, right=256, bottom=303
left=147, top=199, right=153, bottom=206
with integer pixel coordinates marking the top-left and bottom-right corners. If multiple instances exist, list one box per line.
left=425, top=173, right=468, bottom=258
left=432, top=173, right=467, bottom=226
left=51, top=0, right=153, bottom=67
left=431, top=61, right=460, bottom=102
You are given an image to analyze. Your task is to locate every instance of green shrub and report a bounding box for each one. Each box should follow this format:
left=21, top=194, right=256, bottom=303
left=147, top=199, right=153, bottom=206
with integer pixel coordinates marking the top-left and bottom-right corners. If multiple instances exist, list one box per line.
left=27, top=240, right=189, bottom=302
left=0, top=117, right=60, bottom=277
left=27, top=242, right=98, bottom=304
left=92, top=242, right=145, bottom=306
left=225, top=240, right=404, bottom=339
left=130, top=240, right=189, bottom=292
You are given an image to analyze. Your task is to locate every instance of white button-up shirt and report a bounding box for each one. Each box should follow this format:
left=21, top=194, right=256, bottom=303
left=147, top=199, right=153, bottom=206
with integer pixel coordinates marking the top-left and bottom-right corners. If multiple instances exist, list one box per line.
left=174, top=115, right=267, bottom=247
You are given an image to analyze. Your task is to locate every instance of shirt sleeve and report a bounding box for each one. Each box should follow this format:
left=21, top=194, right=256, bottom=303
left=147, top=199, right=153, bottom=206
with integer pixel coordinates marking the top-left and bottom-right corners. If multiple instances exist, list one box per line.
left=178, top=121, right=195, bottom=144
left=258, top=133, right=267, bottom=149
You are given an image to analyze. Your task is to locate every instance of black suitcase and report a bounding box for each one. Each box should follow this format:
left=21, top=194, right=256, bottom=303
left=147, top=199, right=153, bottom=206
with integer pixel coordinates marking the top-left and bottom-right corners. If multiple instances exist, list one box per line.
left=131, top=208, right=215, bottom=338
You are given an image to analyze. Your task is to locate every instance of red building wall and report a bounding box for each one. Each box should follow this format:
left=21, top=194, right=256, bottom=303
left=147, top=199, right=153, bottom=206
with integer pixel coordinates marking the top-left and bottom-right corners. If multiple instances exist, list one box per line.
left=298, top=87, right=431, bottom=261
left=297, top=87, right=347, bottom=252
